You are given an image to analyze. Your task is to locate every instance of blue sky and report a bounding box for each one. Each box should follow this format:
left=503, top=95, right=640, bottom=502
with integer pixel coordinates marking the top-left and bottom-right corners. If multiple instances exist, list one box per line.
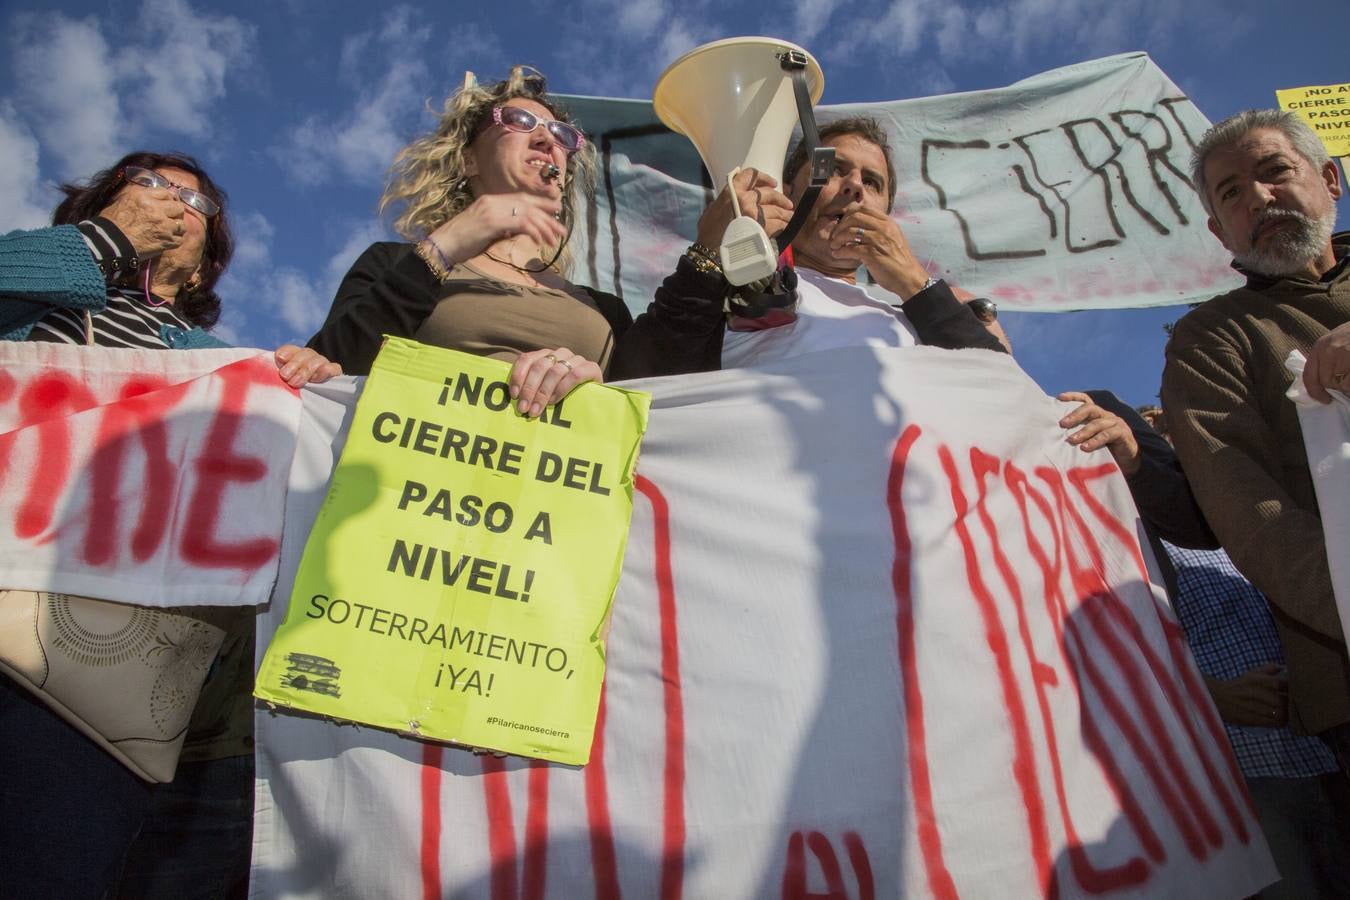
left=1, top=0, right=1345, bottom=407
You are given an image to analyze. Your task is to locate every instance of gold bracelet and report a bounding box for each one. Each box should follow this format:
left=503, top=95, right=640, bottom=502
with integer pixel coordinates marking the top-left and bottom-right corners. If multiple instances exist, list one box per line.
left=685, top=243, right=723, bottom=278
left=414, top=239, right=454, bottom=283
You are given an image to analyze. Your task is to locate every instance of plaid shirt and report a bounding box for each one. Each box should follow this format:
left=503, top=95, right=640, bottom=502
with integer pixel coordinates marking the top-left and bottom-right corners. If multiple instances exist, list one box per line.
left=1162, top=542, right=1337, bottom=778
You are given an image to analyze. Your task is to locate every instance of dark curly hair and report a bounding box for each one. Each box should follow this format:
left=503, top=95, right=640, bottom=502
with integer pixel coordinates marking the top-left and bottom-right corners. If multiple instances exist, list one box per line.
left=52, top=151, right=233, bottom=330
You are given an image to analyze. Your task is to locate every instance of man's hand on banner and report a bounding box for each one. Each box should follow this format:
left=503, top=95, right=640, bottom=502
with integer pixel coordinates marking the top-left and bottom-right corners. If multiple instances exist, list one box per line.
left=509, top=347, right=602, bottom=418
left=695, top=168, right=795, bottom=249
left=1302, top=321, right=1350, bottom=403
left=1204, top=664, right=1288, bottom=727
left=274, top=344, right=343, bottom=389
left=1057, top=391, right=1141, bottom=476
left=826, top=202, right=930, bottom=300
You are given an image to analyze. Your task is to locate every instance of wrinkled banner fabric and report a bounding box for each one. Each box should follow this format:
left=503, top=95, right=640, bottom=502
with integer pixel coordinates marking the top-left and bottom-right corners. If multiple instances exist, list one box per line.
left=0, top=342, right=300, bottom=607
left=562, top=51, right=1241, bottom=315
left=253, top=348, right=1273, bottom=899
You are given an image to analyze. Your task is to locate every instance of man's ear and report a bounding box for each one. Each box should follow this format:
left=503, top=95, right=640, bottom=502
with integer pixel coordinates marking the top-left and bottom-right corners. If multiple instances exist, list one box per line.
left=1207, top=216, right=1233, bottom=252
left=1323, top=159, right=1344, bottom=202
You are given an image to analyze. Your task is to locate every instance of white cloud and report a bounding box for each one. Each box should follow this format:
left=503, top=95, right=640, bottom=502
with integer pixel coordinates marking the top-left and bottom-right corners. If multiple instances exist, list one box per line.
left=117, top=0, right=256, bottom=139
left=6, top=0, right=254, bottom=180
left=791, top=0, right=840, bottom=44
left=0, top=103, right=53, bottom=232
left=272, top=7, right=431, bottom=187
left=10, top=14, right=122, bottom=178
left=832, top=0, right=1214, bottom=73
left=219, top=211, right=390, bottom=347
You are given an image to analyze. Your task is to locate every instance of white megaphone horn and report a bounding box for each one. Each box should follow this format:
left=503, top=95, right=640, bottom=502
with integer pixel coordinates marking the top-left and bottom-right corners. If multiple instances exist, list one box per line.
left=654, top=37, right=831, bottom=287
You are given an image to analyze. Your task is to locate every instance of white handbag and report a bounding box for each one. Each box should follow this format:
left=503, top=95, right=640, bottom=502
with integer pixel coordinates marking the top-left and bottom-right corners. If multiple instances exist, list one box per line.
left=0, top=590, right=230, bottom=782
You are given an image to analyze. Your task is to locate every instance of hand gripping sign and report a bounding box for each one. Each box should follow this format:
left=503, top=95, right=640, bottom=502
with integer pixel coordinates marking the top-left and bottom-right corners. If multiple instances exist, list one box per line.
left=255, top=338, right=651, bottom=764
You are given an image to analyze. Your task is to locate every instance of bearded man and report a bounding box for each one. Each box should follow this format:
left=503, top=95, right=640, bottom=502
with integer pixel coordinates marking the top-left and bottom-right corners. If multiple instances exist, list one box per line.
left=1161, top=109, right=1350, bottom=773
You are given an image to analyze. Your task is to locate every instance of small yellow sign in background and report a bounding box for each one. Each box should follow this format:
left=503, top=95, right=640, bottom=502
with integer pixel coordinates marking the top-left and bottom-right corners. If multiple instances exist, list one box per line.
left=1276, top=82, right=1350, bottom=158
left=256, top=338, right=650, bottom=765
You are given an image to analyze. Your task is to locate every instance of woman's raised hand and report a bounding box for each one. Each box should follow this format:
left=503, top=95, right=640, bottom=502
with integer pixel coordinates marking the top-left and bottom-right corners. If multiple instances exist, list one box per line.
left=425, top=193, right=568, bottom=267
left=509, top=347, right=602, bottom=418
left=98, top=187, right=188, bottom=260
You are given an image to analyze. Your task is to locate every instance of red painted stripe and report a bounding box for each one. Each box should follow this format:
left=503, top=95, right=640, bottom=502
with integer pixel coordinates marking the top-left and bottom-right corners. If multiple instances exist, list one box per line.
left=636, top=475, right=686, bottom=900
left=1004, top=464, right=1153, bottom=890
left=523, top=761, right=550, bottom=900
left=949, top=447, right=1053, bottom=893
left=420, top=743, right=443, bottom=900
left=885, top=425, right=959, bottom=900
left=585, top=686, right=622, bottom=900
left=843, top=832, right=875, bottom=900
left=1043, top=470, right=1213, bottom=858
left=1068, top=468, right=1251, bottom=844
left=806, top=832, right=848, bottom=898
left=482, top=755, right=519, bottom=900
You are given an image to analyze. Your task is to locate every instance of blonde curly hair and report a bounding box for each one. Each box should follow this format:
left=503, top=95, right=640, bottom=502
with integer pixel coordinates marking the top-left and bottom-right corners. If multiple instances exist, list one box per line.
left=381, top=65, right=596, bottom=275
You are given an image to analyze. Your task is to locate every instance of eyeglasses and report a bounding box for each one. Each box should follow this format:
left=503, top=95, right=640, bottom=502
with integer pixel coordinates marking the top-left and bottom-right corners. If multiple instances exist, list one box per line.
left=123, top=166, right=220, bottom=217
left=491, top=106, right=586, bottom=154
left=968, top=297, right=998, bottom=323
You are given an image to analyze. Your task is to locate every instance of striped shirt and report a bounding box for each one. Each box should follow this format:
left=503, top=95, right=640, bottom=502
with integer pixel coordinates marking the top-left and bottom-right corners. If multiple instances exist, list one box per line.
left=26, top=218, right=193, bottom=349
left=1163, top=541, right=1339, bottom=779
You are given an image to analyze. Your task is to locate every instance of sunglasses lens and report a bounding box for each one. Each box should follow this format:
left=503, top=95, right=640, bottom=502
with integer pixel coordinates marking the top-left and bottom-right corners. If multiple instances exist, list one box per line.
left=499, top=106, right=538, bottom=132
left=547, top=122, right=584, bottom=152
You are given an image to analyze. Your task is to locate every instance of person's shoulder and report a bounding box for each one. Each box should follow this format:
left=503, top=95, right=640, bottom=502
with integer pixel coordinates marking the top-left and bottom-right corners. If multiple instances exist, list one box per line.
left=354, top=241, right=412, bottom=265
left=1164, top=285, right=1259, bottom=357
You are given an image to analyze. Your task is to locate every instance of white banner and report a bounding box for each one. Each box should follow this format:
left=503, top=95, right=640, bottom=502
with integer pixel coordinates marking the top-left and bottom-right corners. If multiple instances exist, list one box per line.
left=254, top=348, right=1273, bottom=899
left=563, top=52, right=1242, bottom=314
left=0, top=342, right=301, bottom=607
left=1286, top=351, right=1350, bottom=651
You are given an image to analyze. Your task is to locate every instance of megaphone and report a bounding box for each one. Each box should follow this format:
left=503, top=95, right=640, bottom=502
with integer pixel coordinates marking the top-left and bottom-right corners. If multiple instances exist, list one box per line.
left=654, top=38, right=829, bottom=286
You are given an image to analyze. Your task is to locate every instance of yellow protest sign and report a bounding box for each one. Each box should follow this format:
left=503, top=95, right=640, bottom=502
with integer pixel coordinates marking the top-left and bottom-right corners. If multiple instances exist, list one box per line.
left=255, top=338, right=651, bottom=765
left=1276, top=82, right=1350, bottom=157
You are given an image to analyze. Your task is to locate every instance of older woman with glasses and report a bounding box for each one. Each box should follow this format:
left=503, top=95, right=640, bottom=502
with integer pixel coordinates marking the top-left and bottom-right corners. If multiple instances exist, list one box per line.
left=310, top=66, right=677, bottom=413
left=1, top=150, right=340, bottom=383
left=0, top=150, right=340, bottom=898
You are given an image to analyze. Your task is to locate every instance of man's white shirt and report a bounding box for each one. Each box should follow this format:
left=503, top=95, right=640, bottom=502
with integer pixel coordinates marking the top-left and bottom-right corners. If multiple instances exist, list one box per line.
left=721, top=268, right=919, bottom=369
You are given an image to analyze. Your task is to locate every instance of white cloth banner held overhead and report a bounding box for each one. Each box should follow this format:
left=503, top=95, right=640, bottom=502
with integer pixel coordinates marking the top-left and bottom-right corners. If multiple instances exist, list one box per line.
left=254, top=348, right=1273, bottom=899
left=0, top=342, right=301, bottom=607
left=562, top=52, right=1241, bottom=315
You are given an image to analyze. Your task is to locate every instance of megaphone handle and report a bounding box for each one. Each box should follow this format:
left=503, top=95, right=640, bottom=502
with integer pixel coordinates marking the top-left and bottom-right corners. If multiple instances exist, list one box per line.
left=725, top=166, right=743, bottom=218
left=775, top=67, right=834, bottom=252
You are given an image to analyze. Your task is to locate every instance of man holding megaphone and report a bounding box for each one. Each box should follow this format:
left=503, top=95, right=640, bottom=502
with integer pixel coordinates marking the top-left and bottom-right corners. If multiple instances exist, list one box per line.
left=611, top=114, right=1008, bottom=377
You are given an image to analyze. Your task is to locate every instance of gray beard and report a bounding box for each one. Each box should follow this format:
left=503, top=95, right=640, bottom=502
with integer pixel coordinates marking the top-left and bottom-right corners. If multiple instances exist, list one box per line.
left=1233, top=207, right=1336, bottom=277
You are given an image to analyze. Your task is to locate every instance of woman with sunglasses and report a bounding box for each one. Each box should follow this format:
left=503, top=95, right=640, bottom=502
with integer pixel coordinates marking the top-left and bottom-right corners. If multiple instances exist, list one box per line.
left=0, top=150, right=340, bottom=899
left=309, top=66, right=647, bottom=416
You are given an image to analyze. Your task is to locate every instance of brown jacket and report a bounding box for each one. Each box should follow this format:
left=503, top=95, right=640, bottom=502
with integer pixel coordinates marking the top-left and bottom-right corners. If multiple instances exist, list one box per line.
left=1162, top=234, right=1350, bottom=735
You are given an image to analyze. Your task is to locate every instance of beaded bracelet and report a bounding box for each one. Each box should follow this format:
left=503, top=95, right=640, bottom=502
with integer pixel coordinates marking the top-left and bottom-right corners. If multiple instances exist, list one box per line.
left=414, top=239, right=454, bottom=283
left=684, top=242, right=724, bottom=278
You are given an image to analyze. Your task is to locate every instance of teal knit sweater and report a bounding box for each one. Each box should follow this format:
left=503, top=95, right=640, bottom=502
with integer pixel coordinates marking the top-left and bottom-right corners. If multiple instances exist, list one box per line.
left=0, top=223, right=227, bottom=348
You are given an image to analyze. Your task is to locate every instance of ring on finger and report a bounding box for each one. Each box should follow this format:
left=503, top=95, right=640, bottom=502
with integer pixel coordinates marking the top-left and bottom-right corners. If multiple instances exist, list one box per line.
left=544, top=353, right=558, bottom=364
left=559, top=357, right=575, bottom=372
left=854, top=226, right=865, bottom=241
